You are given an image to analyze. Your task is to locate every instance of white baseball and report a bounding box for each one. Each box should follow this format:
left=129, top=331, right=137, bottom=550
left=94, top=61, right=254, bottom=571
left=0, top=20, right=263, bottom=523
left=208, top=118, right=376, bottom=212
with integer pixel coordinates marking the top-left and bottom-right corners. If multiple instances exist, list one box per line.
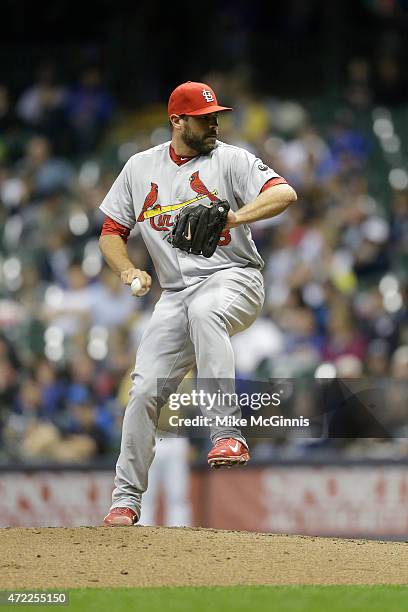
left=130, top=277, right=143, bottom=296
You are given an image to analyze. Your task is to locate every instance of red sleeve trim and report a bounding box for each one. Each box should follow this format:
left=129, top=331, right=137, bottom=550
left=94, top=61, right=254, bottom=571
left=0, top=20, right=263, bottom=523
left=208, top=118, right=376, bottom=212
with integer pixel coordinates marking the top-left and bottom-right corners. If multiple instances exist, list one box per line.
left=260, top=177, right=288, bottom=193
left=101, top=216, right=131, bottom=243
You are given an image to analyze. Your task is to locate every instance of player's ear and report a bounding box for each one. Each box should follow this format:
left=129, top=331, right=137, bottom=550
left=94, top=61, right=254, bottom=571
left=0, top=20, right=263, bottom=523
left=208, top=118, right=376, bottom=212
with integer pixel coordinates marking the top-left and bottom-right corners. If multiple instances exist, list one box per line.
left=169, top=114, right=184, bottom=131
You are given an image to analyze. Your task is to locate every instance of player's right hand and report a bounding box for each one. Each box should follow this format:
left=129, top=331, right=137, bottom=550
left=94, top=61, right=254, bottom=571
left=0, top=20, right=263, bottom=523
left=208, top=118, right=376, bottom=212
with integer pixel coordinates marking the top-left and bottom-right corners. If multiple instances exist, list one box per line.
left=120, top=268, right=152, bottom=295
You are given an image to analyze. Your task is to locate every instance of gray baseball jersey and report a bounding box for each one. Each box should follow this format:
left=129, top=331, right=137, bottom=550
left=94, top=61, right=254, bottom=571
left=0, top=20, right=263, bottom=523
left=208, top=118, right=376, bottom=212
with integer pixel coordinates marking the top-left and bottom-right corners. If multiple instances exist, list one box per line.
left=99, top=140, right=281, bottom=289
left=101, top=140, right=282, bottom=517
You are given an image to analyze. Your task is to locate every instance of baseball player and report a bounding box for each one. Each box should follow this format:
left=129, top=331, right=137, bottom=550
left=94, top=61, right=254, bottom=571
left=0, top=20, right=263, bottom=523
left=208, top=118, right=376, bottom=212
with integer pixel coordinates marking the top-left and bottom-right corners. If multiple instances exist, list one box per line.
left=101, top=81, right=297, bottom=526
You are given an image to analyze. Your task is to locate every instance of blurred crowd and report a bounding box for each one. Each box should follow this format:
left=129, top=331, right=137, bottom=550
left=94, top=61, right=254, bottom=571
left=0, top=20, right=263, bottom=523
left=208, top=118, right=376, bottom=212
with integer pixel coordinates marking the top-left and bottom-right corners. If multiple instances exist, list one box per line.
left=0, top=62, right=407, bottom=466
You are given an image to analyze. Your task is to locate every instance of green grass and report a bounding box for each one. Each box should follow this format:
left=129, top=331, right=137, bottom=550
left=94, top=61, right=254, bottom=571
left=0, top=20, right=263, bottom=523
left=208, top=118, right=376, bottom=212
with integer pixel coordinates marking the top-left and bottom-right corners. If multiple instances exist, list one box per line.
left=27, top=586, right=408, bottom=612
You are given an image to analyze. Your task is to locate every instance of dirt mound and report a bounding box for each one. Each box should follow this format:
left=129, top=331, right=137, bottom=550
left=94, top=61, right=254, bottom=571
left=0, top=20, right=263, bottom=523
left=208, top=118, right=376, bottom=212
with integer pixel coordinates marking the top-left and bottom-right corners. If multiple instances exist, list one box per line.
left=2, top=526, right=408, bottom=588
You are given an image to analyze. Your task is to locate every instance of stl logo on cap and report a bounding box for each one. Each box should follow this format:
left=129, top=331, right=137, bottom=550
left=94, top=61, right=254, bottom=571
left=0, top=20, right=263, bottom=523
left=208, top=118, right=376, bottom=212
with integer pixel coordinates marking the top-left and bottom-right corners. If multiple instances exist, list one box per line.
left=168, top=81, right=232, bottom=117
left=202, top=89, right=214, bottom=103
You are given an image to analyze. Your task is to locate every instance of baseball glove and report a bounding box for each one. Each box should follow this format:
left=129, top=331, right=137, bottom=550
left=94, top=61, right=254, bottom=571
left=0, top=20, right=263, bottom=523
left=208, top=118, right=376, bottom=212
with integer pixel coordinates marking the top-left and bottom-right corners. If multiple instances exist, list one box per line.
left=170, top=200, right=230, bottom=257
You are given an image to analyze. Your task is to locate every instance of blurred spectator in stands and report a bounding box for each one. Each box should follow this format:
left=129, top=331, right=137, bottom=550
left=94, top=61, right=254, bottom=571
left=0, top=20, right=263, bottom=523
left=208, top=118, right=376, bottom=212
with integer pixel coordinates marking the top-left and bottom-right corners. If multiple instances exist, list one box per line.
left=39, top=227, right=72, bottom=285
left=18, top=264, right=48, bottom=311
left=373, top=56, right=407, bottom=106
left=68, top=352, right=118, bottom=407
left=0, top=354, right=18, bottom=412
left=66, top=66, right=114, bottom=155
left=365, top=339, right=391, bottom=377
left=0, top=85, right=14, bottom=134
left=353, top=216, right=390, bottom=280
left=391, top=345, right=408, bottom=380
left=0, top=337, right=20, bottom=455
left=340, top=188, right=373, bottom=250
left=390, top=190, right=408, bottom=256
left=16, top=62, right=68, bottom=153
left=8, top=378, right=114, bottom=464
left=42, top=260, right=92, bottom=333
left=275, top=299, right=323, bottom=376
left=327, top=109, right=369, bottom=172
left=0, top=164, right=30, bottom=214
left=227, top=85, right=271, bottom=146
left=33, top=358, right=65, bottom=419
left=4, top=374, right=60, bottom=461
left=0, top=84, right=22, bottom=163
left=263, top=225, right=294, bottom=307
left=64, top=384, right=111, bottom=456
left=13, top=375, right=44, bottom=419
left=355, top=287, right=401, bottom=349
left=232, top=315, right=284, bottom=377
left=335, top=354, right=363, bottom=378
left=16, top=135, right=74, bottom=199
left=343, top=58, right=372, bottom=110
left=269, top=207, right=326, bottom=295
left=322, top=301, right=367, bottom=362
left=68, top=353, right=98, bottom=389
left=278, top=124, right=332, bottom=188
left=385, top=346, right=408, bottom=436
left=89, top=266, right=138, bottom=328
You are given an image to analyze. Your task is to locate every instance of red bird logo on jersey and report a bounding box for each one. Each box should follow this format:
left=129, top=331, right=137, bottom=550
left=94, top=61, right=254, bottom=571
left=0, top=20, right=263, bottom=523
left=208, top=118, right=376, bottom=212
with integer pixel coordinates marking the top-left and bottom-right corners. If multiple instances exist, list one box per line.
left=137, top=182, right=159, bottom=223
left=136, top=173, right=231, bottom=246
left=189, top=171, right=219, bottom=203
left=189, top=171, right=231, bottom=247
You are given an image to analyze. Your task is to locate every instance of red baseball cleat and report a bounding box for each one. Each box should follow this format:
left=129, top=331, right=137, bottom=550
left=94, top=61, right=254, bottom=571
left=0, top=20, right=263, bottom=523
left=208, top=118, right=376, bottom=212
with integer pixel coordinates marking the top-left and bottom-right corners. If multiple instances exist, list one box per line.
left=103, top=507, right=138, bottom=526
left=207, top=438, right=250, bottom=468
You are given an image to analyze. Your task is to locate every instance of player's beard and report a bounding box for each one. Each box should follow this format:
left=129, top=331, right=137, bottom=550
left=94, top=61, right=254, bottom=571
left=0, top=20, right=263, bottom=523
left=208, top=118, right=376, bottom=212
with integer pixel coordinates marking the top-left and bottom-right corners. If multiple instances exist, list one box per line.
left=181, top=124, right=217, bottom=155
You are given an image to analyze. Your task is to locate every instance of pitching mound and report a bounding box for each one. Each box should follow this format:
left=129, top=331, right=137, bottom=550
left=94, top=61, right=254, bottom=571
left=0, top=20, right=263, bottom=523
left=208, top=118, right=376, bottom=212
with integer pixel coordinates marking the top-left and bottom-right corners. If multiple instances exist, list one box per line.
left=2, top=526, right=408, bottom=588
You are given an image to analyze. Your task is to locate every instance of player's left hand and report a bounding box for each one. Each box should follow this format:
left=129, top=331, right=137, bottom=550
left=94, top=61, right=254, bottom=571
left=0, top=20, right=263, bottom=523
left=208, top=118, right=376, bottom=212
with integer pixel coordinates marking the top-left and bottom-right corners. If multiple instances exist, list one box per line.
left=171, top=200, right=230, bottom=257
left=224, top=210, right=239, bottom=230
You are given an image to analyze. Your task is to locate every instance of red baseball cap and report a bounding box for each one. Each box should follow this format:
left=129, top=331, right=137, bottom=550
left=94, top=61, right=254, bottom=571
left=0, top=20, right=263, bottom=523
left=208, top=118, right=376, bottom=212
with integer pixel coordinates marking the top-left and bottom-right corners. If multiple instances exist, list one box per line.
left=168, top=81, right=232, bottom=117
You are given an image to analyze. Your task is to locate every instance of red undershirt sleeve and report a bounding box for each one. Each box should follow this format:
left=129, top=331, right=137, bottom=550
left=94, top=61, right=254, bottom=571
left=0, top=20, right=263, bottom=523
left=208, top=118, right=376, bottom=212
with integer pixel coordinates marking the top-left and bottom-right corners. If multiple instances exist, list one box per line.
left=100, top=216, right=131, bottom=243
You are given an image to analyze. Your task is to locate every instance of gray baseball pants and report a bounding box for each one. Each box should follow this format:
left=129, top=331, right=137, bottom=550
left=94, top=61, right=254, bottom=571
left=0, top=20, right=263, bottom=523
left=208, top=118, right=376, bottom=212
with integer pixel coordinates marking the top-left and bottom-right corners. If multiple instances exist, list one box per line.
left=110, top=266, right=265, bottom=517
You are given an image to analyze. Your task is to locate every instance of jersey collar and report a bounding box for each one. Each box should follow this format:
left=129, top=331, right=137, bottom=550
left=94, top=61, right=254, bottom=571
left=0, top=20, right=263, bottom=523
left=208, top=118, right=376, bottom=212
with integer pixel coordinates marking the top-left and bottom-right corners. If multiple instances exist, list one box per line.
left=169, top=143, right=198, bottom=166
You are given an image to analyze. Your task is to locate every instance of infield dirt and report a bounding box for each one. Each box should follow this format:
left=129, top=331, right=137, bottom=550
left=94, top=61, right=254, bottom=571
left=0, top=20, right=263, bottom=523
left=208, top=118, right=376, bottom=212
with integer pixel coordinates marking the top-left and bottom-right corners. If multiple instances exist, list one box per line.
left=2, top=526, right=408, bottom=588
